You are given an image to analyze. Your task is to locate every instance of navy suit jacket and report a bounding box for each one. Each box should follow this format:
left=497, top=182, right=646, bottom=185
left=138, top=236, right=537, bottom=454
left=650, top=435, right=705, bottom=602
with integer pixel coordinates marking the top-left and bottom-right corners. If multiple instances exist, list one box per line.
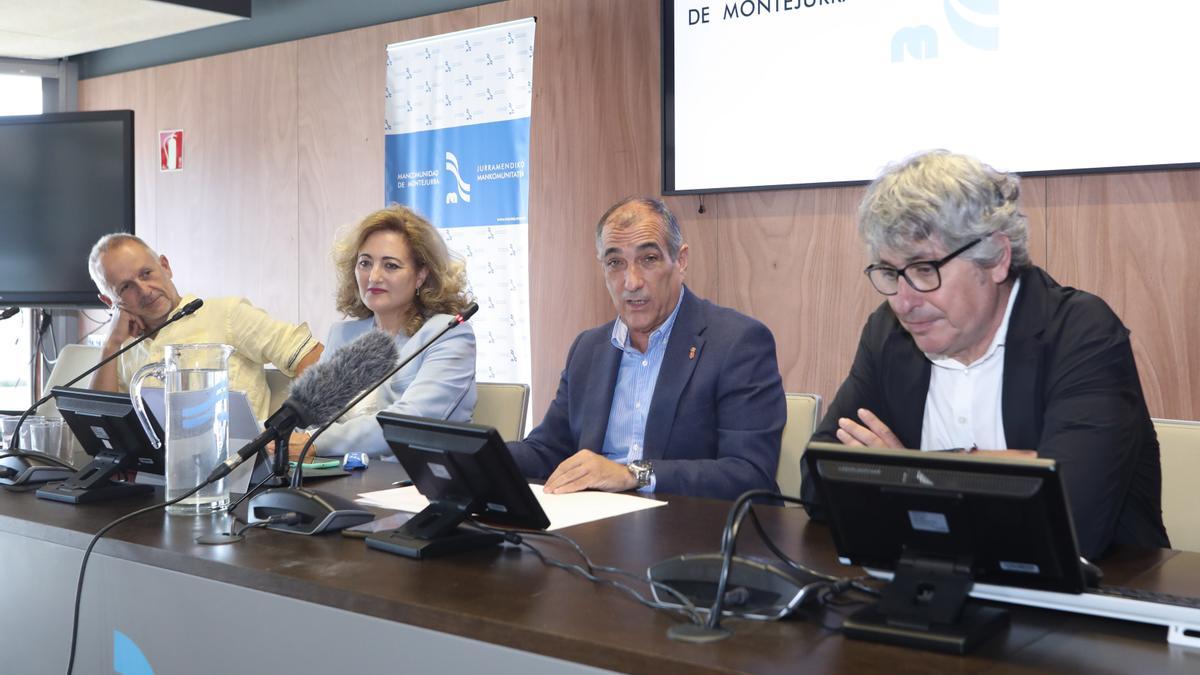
left=509, top=287, right=785, bottom=500
left=803, top=266, right=1168, bottom=559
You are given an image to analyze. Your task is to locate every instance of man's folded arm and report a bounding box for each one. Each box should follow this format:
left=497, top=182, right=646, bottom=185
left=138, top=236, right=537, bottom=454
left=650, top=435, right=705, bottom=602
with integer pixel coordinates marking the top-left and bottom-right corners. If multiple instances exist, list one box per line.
left=802, top=315, right=887, bottom=517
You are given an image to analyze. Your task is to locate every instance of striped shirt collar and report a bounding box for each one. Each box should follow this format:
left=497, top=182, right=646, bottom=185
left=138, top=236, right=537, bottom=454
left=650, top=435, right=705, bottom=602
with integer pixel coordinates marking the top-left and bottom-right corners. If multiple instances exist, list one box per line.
left=610, top=287, right=686, bottom=354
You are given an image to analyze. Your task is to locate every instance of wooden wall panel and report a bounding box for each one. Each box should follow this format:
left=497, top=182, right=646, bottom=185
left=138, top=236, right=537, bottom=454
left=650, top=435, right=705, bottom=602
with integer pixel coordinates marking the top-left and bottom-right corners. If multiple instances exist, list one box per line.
left=77, top=0, right=1200, bottom=427
left=706, top=186, right=872, bottom=403
left=1044, top=170, right=1200, bottom=420
left=77, top=69, right=157, bottom=246
left=296, top=22, right=399, bottom=345
left=518, top=0, right=666, bottom=414
left=152, top=43, right=300, bottom=324
left=1021, top=176, right=1049, bottom=265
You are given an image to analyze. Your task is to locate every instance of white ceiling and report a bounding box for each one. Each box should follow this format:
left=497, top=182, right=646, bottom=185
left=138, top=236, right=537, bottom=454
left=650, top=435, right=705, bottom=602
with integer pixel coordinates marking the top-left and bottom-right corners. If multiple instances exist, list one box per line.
left=0, top=0, right=247, bottom=60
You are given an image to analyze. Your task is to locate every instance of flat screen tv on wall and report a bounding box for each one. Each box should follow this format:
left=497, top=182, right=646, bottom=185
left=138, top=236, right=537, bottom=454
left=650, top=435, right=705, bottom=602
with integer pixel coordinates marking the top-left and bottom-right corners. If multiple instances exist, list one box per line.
left=0, top=110, right=134, bottom=307
left=662, top=1, right=1200, bottom=194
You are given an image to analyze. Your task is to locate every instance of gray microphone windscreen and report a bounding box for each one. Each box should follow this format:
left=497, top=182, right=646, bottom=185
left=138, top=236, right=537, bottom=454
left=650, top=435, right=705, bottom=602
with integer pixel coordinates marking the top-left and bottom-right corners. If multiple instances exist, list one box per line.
left=286, top=330, right=398, bottom=427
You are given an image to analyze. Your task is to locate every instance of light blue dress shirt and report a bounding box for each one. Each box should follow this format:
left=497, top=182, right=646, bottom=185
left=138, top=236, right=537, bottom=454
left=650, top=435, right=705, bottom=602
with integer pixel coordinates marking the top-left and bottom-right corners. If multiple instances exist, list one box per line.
left=314, top=314, right=477, bottom=457
left=600, top=291, right=685, bottom=491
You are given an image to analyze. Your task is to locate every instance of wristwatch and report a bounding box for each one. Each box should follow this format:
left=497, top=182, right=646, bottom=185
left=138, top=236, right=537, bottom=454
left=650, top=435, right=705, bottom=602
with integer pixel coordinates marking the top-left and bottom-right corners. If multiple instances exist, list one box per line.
left=627, top=460, right=654, bottom=489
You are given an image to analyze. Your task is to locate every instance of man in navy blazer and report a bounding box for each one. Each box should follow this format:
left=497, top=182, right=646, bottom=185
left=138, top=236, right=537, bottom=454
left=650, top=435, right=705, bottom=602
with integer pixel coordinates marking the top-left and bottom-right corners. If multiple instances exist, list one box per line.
left=508, top=197, right=785, bottom=500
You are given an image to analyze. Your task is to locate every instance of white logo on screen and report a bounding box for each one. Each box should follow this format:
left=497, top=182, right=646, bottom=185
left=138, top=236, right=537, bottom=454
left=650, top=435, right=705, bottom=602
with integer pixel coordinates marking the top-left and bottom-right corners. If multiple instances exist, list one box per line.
left=428, top=462, right=451, bottom=480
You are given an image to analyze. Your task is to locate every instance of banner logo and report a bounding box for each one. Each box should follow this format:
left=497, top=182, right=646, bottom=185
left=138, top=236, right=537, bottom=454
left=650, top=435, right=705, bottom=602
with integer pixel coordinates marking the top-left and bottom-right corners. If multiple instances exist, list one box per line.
left=445, top=151, right=472, bottom=204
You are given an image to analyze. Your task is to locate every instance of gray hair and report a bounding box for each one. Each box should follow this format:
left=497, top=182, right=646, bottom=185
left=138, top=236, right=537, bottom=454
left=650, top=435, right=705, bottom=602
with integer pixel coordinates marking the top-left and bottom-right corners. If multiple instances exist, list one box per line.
left=594, top=197, right=684, bottom=261
left=88, top=233, right=154, bottom=296
left=858, top=150, right=1031, bottom=278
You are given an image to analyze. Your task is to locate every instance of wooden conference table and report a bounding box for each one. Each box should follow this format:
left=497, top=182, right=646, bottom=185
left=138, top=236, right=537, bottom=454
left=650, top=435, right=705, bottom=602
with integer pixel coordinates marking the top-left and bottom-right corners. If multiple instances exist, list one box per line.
left=1, top=462, right=1199, bottom=674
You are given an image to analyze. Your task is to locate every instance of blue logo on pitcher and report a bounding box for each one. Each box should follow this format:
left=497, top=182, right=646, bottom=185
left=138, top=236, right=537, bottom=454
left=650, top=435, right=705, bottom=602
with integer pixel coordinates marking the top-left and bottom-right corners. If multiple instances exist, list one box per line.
left=180, top=382, right=228, bottom=430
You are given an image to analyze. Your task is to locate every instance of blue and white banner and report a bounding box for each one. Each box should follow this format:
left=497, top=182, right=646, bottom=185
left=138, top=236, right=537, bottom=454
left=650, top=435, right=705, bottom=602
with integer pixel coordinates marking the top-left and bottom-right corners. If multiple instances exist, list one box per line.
left=385, top=18, right=535, bottom=388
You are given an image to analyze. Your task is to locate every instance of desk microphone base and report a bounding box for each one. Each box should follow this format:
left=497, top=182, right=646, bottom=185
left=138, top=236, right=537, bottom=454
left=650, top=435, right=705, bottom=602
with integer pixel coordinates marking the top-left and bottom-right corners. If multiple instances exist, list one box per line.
left=0, top=455, right=74, bottom=486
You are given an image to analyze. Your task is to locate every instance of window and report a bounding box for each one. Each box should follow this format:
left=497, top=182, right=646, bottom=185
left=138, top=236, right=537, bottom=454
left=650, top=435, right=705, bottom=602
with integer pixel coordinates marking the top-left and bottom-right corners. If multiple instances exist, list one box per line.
left=0, top=73, right=42, bottom=410
left=0, top=74, right=42, bottom=115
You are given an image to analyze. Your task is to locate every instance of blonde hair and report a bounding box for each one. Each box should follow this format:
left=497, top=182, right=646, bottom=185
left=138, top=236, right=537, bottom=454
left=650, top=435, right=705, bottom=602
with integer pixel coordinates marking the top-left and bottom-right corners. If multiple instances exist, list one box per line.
left=333, top=205, right=471, bottom=336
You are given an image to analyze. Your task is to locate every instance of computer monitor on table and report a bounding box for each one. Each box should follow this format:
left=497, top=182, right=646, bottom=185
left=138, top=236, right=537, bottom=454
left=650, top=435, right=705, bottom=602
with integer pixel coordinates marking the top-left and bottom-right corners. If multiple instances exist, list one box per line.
left=803, top=441, right=1087, bottom=654
left=36, top=386, right=165, bottom=504
left=366, top=412, right=550, bottom=559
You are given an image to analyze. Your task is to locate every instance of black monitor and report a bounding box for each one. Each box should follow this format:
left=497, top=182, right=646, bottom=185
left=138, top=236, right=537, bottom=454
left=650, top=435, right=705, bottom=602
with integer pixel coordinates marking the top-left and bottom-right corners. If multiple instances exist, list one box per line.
left=36, top=386, right=164, bottom=504
left=0, top=110, right=134, bottom=307
left=803, top=441, right=1086, bottom=654
left=366, top=413, right=550, bottom=559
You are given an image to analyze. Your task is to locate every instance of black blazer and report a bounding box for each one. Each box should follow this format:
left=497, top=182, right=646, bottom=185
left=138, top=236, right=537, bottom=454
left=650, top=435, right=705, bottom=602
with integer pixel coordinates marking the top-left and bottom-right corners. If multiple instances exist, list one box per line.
left=509, top=287, right=785, bottom=500
left=804, top=266, right=1169, bottom=559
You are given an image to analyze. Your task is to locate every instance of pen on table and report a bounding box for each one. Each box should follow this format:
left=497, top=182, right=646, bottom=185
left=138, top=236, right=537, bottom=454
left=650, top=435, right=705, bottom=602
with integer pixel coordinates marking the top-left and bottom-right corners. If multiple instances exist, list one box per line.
left=392, top=479, right=414, bottom=487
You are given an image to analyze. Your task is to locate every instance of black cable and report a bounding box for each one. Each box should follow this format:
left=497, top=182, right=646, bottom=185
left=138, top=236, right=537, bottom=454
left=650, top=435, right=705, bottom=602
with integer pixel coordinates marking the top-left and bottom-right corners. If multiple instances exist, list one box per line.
left=706, top=490, right=777, bottom=630
left=508, top=527, right=705, bottom=617
left=65, top=481, right=206, bottom=675
left=28, top=310, right=42, bottom=367
left=43, top=316, right=59, bottom=367
left=518, top=539, right=704, bottom=623
left=736, top=502, right=880, bottom=599
left=742, top=506, right=880, bottom=596
left=232, top=512, right=300, bottom=537
left=468, top=521, right=705, bottom=625
left=704, top=490, right=874, bottom=631
left=743, top=506, right=841, bottom=582
left=224, top=467, right=282, bottom=524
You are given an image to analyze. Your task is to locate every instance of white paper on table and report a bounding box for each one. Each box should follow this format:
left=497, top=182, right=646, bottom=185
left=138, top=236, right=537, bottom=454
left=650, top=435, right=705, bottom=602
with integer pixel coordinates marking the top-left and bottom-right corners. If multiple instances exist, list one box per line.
left=356, top=483, right=667, bottom=531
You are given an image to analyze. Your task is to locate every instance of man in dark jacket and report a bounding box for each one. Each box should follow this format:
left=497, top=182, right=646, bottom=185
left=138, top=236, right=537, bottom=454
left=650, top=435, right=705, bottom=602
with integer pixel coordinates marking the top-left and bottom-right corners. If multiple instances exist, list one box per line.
left=803, top=151, right=1168, bottom=559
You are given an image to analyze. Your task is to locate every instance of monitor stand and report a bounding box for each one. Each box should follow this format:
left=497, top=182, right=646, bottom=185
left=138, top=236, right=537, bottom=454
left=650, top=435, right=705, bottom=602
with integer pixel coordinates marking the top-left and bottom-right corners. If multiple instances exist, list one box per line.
left=365, top=499, right=502, bottom=559
left=36, top=452, right=153, bottom=504
left=842, top=553, right=1009, bottom=654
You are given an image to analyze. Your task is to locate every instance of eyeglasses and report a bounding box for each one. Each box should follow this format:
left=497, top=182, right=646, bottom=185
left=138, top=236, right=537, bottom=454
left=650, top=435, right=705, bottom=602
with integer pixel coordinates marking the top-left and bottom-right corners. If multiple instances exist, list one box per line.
left=864, top=238, right=984, bottom=296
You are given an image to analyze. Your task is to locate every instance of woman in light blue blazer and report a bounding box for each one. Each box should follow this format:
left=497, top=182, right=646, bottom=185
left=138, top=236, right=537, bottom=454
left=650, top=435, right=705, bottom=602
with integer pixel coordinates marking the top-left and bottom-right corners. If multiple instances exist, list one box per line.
left=304, top=205, right=477, bottom=457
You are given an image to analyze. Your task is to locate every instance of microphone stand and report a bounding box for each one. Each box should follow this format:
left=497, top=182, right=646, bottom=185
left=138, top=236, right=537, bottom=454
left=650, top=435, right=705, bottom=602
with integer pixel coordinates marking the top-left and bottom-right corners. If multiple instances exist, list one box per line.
left=248, top=303, right=478, bottom=534
left=2, top=300, right=203, bottom=478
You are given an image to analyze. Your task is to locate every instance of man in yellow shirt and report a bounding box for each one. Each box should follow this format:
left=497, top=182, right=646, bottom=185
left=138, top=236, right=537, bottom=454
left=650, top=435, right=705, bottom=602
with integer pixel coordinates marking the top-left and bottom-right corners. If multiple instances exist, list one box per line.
left=87, top=234, right=323, bottom=421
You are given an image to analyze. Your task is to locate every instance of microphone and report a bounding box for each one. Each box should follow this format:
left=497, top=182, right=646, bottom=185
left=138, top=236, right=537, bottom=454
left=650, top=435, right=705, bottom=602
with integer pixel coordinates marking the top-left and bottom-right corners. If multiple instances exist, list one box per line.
left=291, top=301, right=479, bottom=484
left=247, top=302, right=479, bottom=535
left=5, top=298, right=204, bottom=453
left=205, top=329, right=399, bottom=482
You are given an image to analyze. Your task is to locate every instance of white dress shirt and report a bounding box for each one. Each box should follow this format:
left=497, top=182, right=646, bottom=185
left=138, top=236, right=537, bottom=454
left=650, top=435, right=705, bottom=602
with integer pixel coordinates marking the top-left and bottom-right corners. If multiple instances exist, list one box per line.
left=920, top=279, right=1021, bottom=452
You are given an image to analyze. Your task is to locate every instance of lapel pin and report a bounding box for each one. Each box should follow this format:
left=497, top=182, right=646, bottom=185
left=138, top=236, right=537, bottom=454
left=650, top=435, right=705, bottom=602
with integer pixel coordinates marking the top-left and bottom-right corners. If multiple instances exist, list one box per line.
left=689, top=346, right=697, bottom=360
